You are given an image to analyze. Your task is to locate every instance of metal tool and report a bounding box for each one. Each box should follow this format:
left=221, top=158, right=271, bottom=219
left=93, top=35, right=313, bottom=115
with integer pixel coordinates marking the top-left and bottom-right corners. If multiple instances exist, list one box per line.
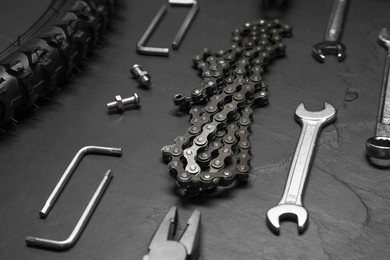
left=267, top=102, right=336, bottom=233
left=107, top=93, right=140, bottom=113
left=366, top=28, right=390, bottom=166
left=312, top=0, right=349, bottom=62
left=26, top=170, right=113, bottom=250
left=170, top=0, right=199, bottom=50
left=136, top=0, right=199, bottom=56
left=39, top=146, right=122, bottom=218
left=131, top=64, right=151, bottom=87
left=143, top=206, right=201, bottom=260
left=136, top=5, right=170, bottom=56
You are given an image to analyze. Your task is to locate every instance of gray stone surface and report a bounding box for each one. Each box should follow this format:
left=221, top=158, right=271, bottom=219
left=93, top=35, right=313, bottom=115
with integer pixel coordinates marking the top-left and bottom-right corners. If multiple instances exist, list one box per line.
left=0, top=0, right=390, bottom=259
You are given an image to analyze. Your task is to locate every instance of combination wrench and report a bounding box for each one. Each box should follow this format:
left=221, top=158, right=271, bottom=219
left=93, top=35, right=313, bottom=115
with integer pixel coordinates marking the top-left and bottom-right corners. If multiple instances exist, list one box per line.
left=267, top=102, right=336, bottom=233
left=366, top=28, right=390, bottom=166
left=312, top=0, right=350, bottom=62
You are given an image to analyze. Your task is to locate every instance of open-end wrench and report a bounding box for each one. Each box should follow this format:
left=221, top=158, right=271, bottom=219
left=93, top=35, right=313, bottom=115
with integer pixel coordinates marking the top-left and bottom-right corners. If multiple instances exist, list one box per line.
left=366, top=28, right=390, bottom=166
left=267, top=102, right=336, bottom=233
left=312, top=0, right=350, bottom=62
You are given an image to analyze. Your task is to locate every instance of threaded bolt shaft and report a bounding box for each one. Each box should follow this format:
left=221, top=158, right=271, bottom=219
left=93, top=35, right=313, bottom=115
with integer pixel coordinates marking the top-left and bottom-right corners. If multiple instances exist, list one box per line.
left=107, top=93, right=140, bottom=113
left=130, top=64, right=151, bottom=87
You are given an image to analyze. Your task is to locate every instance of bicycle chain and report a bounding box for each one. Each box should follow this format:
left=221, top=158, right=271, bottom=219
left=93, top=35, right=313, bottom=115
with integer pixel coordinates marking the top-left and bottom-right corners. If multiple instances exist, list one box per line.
left=161, top=19, right=292, bottom=196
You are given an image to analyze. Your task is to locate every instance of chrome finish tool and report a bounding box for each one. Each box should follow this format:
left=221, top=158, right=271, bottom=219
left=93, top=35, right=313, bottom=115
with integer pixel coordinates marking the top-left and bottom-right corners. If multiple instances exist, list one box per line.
left=143, top=206, right=201, bottom=260
left=39, top=146, right=122, bottom=218
left=267, top=103, right=336, bottom=233
left=26, top=170, right=113, bottom=250
left=136, top=0, right=199, bottom=56
left=312, top=0, right=350, bottom=62
left=366, top=28, right=390, bottom=166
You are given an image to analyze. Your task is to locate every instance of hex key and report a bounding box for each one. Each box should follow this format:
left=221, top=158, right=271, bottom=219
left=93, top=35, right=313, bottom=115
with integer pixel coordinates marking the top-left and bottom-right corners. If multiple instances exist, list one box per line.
left=170, top=0, right=199, bottom=50
left=136, top=0, right=199, bottom=56
left=136, top=5, right=170, bottom=56
left=26, top=170, right=113, bottom=250
left=39, top=146, right=122, bottom=218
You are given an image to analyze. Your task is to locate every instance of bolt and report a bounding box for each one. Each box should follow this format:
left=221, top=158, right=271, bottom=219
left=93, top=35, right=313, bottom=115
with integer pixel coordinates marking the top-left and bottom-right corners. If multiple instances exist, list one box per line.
left=107, top=93, right=140, bottom=113
left=130, top=64, right=151, bottom=87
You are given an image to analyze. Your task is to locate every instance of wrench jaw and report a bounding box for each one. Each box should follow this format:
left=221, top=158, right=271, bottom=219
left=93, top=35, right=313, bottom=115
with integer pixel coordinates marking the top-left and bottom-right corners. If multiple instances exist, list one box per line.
left=366, top=136, right=390, bottom=167
left=266, top=204, right=308, bottom=234
left=295, top=102, right=337, bottom=125
left=378, top=28, right=390, bottom=48
left=312, top=42, right=346, bottom=63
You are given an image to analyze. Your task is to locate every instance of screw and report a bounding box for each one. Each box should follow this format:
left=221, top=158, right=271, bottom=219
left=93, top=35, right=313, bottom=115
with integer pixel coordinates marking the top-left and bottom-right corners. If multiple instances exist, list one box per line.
left=130, top=64, right=151, bottom=87
left=107, top=93, right=140, bottom=113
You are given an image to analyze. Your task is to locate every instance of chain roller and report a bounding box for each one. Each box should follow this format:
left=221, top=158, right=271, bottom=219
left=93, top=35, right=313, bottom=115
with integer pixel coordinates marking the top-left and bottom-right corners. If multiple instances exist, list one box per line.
left=161, top=19, right=292, bottom=196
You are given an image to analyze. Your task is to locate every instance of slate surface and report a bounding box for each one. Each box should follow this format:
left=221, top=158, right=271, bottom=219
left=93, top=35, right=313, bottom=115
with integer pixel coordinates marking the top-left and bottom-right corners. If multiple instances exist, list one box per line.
left=0, top=0, right=390, bottom=259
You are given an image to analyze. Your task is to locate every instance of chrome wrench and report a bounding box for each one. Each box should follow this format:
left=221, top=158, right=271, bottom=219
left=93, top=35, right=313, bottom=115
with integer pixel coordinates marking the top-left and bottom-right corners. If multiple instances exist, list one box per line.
left=366, top=28, right=390, bottom=166
left=312, top=0, right=350, bottom=62
left=267, top=102, right=336, bottom=233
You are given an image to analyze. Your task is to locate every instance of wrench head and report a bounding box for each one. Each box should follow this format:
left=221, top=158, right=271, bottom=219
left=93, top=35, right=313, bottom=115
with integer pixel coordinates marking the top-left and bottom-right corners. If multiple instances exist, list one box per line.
left=312, top=41, right=346, bottom=63
left=378, top=28, right=390, bottom=48
left=366, top=136, right=390, bottom=167
left=295, top=102, right=336, bottom=125
left=266, top=204, right=308, bottom=234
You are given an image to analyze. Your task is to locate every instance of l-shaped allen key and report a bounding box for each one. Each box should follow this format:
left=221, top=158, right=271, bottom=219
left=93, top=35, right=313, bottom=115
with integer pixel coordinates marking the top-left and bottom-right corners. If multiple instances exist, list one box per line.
left=26, top=145, right=122, bottom=250
left=26, top=170, right=113, bottom=250
left=136, top=0, right=199, bottom=56
left=39, top=145, right=122, bottom=218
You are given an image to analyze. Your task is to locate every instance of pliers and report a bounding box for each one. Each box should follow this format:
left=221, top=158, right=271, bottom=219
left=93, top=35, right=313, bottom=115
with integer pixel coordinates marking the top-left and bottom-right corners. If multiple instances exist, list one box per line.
left=143, top=206, right=201, bottom=260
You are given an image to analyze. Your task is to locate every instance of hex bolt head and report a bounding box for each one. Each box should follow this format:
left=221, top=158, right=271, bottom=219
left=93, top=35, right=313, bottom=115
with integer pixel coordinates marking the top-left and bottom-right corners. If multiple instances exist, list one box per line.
left=131, top=64, right=151, bottom=87
left=107, top=93, right=140, bottom=113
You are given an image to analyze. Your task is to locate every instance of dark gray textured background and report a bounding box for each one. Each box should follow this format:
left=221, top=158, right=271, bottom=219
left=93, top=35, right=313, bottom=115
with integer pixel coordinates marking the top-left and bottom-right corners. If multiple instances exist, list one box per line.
left=1, top=0, right=390, bottom=259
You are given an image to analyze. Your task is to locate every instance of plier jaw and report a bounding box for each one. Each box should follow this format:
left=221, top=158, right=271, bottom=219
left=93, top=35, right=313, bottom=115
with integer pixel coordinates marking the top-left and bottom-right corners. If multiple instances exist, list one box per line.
left=143, top=206, right=201, bottom=260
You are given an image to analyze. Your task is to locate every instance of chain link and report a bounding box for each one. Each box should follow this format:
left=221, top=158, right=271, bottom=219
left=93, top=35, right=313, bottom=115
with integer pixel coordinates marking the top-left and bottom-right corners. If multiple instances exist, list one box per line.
left=162, top=19, right=292, bottom=196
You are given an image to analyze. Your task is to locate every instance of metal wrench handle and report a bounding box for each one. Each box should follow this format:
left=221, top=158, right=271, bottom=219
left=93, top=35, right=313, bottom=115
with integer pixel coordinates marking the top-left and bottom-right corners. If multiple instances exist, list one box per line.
left=377, top=32, right=390, bottom=130
left=325, top=0, right=349, bottom=42
left=267, top=103, right=336, bottom=233
left=366, top=28, right=390, bottom=164
left=279, top=103, right=336, bottom=206
left=278, top=121, right=320, bottom=205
